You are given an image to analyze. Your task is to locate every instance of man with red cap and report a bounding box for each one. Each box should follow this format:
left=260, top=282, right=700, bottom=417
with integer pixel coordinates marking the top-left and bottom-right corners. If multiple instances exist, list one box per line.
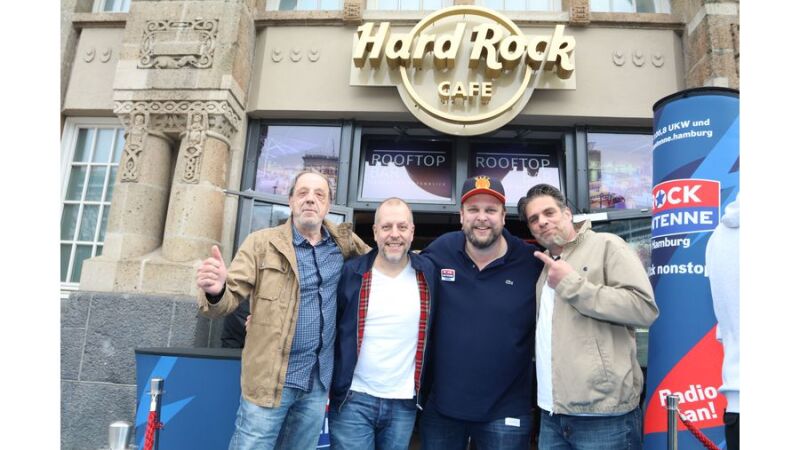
left=419, top=175, right=544, bottom=450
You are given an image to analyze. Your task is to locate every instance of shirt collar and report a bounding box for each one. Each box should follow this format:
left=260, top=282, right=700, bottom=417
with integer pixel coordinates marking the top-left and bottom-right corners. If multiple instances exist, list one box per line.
left=291, top=222, right=331, bottom=246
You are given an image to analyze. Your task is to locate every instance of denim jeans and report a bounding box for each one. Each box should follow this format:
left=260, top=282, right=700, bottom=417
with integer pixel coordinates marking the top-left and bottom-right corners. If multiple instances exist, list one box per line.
left=420, top=405, right=532, bottom=450
left=329, top=391, right=418, bottom=450
left=537, top=407, right=643, bottom=450
left=228, top=375, right=328, bottom=450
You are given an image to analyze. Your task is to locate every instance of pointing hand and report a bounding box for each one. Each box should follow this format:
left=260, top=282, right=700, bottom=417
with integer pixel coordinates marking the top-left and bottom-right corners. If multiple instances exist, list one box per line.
left=534, top=251, right=573, bottom=289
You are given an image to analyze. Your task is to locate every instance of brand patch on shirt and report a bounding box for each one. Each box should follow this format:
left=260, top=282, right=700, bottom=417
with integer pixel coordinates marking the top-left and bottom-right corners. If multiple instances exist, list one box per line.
left=505, top=417, right=521, bottom=427
left=441, top=268, right=456, bottom=282
left=505, top=279, right=514, bottom=285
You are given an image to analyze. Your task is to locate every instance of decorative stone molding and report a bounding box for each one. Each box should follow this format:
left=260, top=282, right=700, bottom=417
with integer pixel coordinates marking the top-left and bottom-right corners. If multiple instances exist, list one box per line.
left=271, top=49, right=283, bottom=62
left=290, top=48, right=302, bottom=62
left=308, top=49, right=320, bottom=63
left=100, top=48, right=112, bottom=63
left=114, top=100, right=241, bottom=142
left=84, top=48, right=96, bottom=63
left=139, top=19, right=219, bottom=69
left=612, top=50, right=625, bottom=66
left=181, top=112, right=208, bottom=184
left=120, top=112, right=149, bottom=183
left=569, top=0, right=590, bottom=26
left=632, top=50, right=645, bottom=67
left=343, top=0, right=363, bottom=25
left=652, top=52, right=664, bottom=68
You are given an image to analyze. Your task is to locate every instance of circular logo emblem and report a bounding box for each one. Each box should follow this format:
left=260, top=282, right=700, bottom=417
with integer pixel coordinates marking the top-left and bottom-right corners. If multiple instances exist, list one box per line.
left=395, top=6, right=535, bottom=136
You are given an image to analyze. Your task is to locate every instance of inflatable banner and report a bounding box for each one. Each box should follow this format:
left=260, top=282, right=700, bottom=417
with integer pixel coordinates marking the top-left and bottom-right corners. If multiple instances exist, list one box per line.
left=644, top=88, right=739, bottom=449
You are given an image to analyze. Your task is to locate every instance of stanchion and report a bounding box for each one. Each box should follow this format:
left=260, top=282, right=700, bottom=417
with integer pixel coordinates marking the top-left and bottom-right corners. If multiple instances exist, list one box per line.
left=665, top=393, right=721, bottom=450
left=667, top=394, right=679, bottom=450
left=142, top=378, right=164, bottom=450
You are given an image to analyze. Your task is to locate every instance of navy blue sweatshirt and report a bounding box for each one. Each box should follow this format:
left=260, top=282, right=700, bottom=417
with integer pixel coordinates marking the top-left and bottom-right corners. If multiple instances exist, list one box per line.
left=420, top=228, right=543, bottom=421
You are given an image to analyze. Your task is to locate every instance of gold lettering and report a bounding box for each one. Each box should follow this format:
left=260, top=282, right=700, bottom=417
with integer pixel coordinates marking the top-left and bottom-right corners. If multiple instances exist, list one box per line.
left=353, top=22, right=390, bottom=69
left=411, top=34, right=436, bottom=70
left=469, top=24, right=504, bottom=79
left=438, top=81, right=451, bottom=103
left=498, top=35, right=526, bottom=71
left=385, top=33, right=413, bottom=69
left=433, top=23, right=466, bottom=70
left=546, top=25, right=576, bottom=79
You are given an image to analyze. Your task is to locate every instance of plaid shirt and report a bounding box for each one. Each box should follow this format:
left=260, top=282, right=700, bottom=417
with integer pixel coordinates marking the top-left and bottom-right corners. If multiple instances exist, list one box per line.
left=284, top=225, right=343, bottom=392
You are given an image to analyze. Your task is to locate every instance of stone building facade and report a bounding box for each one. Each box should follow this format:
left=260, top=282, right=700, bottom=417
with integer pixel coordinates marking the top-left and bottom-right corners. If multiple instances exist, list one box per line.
left=60, top=0, right=738, bottom=448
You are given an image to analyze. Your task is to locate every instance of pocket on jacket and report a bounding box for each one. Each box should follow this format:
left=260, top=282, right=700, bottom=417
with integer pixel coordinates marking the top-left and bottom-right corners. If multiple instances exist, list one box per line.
left=253, top=253, right=290, bottom=325
left=584, top=337, right=614, bottom=395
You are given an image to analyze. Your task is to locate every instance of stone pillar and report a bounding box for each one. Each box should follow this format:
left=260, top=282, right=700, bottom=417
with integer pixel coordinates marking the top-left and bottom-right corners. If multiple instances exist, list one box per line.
left=162, top=111, right=229, bottom=262
left=103, top=111, right=173, bottom=260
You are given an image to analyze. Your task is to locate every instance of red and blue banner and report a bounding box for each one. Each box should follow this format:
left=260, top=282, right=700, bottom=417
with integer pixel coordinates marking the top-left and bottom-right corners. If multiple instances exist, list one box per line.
left=644, top=88, right=739, bottom=449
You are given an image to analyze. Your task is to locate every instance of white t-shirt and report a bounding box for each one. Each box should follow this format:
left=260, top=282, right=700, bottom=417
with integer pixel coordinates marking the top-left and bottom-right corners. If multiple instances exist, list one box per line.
left=350, top=262, right=421, bottom=399
left=536, top=282, right=556, bottom=412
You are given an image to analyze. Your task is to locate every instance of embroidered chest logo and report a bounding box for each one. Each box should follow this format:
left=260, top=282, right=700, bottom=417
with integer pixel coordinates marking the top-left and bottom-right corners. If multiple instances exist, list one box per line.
left=441, top=268, right=456, bottom=282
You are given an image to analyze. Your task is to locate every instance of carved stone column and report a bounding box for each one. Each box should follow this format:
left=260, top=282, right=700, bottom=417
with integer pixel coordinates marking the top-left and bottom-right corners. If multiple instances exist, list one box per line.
left=80, top=110, right=174, bottom=292
left=162, top=111, right=229, bottom=262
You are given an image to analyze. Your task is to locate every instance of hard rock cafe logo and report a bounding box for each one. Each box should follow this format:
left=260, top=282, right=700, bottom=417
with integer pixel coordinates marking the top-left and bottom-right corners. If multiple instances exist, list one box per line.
left=350, top=6, right=576, bottom=136
left=475, top=175, right=491, bottom=190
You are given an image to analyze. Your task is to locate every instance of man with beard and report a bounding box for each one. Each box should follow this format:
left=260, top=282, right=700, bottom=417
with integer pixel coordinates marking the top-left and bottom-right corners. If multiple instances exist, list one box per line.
left=330, top=198, right=438, bottom=450
left=518, top=183, right=658, bottom=450
left=196, top=170, right=369, bottom=450
left=419, top=176, right=544, bottom=450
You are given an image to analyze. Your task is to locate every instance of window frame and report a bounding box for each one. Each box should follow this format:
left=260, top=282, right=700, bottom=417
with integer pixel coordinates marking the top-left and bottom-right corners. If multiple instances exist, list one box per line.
left=265, top=0, right=344, bottom=11
left=92, top=0, right=131, bottom=13
left=60, top=117, right=125, bottom=296
left=473, top=0, right=562, bottom=12
left=365, top=0, right=454, bottom=11
left=590, top=0, right=671, bottom=14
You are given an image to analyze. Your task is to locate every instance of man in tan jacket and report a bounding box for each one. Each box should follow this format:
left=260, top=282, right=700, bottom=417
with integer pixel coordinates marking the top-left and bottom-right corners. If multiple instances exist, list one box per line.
left=518, top=184, right=658, bottom=450
left=196, top=170, right=369, bottom=450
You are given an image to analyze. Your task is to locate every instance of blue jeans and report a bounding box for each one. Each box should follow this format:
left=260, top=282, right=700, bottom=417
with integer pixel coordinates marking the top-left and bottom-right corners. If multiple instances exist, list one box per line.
left=537, top=407, right=643, bottom=450
left=420, top=405, right=532, bottom=450
left=228, top=375, right=328, bottom=450
left=329, top=391, right=418, bottom=450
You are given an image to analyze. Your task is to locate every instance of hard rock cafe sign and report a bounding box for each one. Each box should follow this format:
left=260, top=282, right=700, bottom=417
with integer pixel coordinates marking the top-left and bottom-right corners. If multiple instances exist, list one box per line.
left=350, top=6, right=576, bottom=136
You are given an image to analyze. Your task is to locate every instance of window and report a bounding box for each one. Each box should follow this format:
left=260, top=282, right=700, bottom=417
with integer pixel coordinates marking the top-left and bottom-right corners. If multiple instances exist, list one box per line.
left=266, top=0, right=343, bottom=11
left=60, top=119, right=125, bottom=290
left=254, top=125, right=343, bottom=198
left=366, top=0, right=453, bottom=10
left=587, top=132, right=653, bottom=211
left=93, top=0, right=131, bottom=13
left=475, top=0, right=561, bottom=12
left=590, top=0, right=670, bottom=14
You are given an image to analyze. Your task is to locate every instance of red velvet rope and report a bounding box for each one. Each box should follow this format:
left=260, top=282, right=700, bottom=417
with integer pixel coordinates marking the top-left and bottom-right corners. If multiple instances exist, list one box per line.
left=679, top=415, right=721, bottom=450
left=142, top=410, right=163, bottom=450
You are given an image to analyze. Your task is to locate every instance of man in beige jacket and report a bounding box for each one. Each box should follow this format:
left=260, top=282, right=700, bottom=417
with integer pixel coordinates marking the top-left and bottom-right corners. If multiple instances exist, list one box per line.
left=518, top=184, right=658, bottom=450
left=196, top=170, right=369, bottom=450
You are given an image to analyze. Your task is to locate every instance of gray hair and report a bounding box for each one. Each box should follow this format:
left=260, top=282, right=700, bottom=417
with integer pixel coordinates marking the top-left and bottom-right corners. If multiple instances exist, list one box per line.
left=517, top=184, right=568, bottom=223
left=288, top=169, right=333, bottom=201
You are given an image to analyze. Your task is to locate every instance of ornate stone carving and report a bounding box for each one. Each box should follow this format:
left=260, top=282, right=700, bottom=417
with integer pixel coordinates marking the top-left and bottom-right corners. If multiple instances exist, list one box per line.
left=271, top=49, right=283, bottom=63
left=84, top=48, right=95, bottom=63
left=308, top=49, right=320, bottom=63
left=182, top=112, right=207, bottom=184
left=570, top=0, right=590, bottom=26
left=290, top=48, right=302, bottom=63
left=115, top=100, right=241, bottom=141
left=120, top=112, right=149, bottom=183
left=343, top=0, right=363, bottom=25
left=139, top=19, right=219, bottom=69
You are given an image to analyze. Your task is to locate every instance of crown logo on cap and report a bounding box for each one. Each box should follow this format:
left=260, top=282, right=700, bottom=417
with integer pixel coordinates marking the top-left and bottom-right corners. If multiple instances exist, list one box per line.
left=475, top=176, right=491, bottom=189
